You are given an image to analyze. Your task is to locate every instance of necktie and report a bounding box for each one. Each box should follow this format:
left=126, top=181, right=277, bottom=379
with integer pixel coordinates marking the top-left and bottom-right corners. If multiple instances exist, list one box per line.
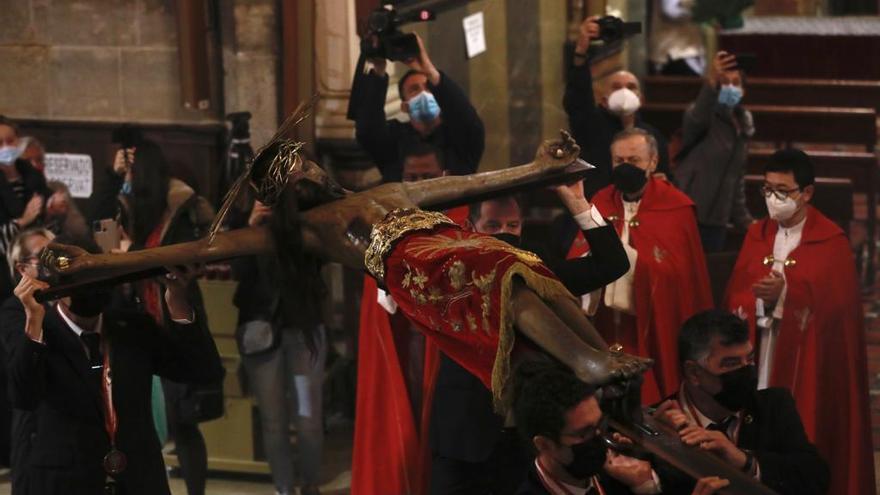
left=80, top=332, right=104, bottom=371
left=707, top=416, right=736, bottom=438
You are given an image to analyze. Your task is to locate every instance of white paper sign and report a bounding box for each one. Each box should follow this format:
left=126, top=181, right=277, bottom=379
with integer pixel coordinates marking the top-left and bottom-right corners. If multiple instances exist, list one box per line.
left=463, top=12, right=486, bottom=59
left=44, top=153, right=93, bottom=198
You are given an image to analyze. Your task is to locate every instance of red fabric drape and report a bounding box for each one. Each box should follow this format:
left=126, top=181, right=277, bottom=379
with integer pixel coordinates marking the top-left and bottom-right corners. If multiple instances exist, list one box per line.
left=569, top=179, right=713, bottom=404
left=724, top=207, right=876, bottom=495
left=141, top=223, right=167, bottom=325
left=351, top=207, right=466, bottom=495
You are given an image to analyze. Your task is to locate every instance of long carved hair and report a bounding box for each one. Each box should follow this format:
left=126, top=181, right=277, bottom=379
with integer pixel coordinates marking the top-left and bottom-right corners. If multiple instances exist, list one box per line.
left=212, top=98, right=348, bottom=353
left=266, top=159, right=346, bottom=352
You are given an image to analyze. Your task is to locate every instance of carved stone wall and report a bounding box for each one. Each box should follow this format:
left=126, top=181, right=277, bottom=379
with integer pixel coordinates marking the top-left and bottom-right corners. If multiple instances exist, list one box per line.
left=0, top=0, right=218, bottom=124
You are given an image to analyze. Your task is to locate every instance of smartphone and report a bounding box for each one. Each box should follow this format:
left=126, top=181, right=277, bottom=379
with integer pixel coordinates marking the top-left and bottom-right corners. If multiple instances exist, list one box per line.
left=732, top=52, right=757, bottom=73
left=93, top=219, right=121, bottom=254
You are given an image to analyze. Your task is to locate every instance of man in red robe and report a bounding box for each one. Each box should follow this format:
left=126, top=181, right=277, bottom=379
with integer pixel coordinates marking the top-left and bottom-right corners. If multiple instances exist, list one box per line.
left=351, top=145, right=468, bottom=495
left=568, top=128, right=713, bottom=403
left=724, top=148, right=875, bottom=495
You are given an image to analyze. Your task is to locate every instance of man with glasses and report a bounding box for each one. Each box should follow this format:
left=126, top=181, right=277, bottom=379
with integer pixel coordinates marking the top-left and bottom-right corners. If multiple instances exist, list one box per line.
left=513, top=360, right=733, bottom=495
left=0, top=227, right=54, bottom=493
left=724, top=148, right=874, bottom=495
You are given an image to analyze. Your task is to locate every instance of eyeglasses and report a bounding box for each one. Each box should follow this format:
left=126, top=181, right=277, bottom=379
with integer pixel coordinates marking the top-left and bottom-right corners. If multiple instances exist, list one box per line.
left=760, top=185, right=801, bottom=201
left=560, top=426, right=601, bottom=443
left=17, top=256, right=40, bottom=267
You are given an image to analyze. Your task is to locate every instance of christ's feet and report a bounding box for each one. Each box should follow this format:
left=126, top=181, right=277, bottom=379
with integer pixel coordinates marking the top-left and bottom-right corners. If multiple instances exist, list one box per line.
left=575, top=350, right=653, bottom=386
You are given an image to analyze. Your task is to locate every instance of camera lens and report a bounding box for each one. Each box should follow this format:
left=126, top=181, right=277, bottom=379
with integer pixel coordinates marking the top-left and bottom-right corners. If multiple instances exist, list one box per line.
left=368, top=10, right=391, bottom=33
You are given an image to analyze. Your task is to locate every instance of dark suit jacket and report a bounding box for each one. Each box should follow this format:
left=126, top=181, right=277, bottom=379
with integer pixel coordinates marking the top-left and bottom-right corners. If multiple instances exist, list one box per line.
left=516, top=463, right=635, bottom=495
left=430, top=224, right=629, bottom=463
left=6, top=304, right=224, bottom=495
left=657, top=388, right=830, bottom=495
left=0, top=297, right=36, bottom=494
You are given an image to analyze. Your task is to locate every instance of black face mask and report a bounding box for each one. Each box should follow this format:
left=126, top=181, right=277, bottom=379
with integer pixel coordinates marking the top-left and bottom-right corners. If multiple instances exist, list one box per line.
left=564, top=435, right=608, bottom=480
left=611, top=163, right=648, bottom=194
left=712, top=364, right=758, bottom=411
left=68, top=289, right=112, bottom=318
left=491, top=232, right=522, bottom=248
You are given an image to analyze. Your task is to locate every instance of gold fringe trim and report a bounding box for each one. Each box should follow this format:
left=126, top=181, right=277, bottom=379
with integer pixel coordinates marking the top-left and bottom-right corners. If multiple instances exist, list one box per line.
left=492, top=263, right=577, bottom=414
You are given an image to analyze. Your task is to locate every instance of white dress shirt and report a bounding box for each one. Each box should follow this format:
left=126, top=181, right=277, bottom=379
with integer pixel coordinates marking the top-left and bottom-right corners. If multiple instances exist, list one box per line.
left=755, top=216, right=806, bottom=389
left=570, top=206, right=615, bottom=313
left=535, top=459, right=595, bottom=495
left=376, top=288, right=398, bottom=315
left=572, top=205, right=608, bottom=231
left=599, top=200, right=640, bottom=315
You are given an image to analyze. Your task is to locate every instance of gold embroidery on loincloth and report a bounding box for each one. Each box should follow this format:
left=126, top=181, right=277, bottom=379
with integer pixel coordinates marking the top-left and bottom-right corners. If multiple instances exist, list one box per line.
left=365, top=208, right=456, bottom=280
left=447, top=260, right=467, bottom=290
left=404, top=230, right=542, bottom=266
left=472, top=265, right=498, bottom=333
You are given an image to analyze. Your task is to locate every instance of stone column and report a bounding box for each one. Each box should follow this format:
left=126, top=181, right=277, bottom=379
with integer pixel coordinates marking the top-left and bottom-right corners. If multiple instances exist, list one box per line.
left=220, top=0, right=280, bottom=149
left=312, top=0, right=399, bottom=190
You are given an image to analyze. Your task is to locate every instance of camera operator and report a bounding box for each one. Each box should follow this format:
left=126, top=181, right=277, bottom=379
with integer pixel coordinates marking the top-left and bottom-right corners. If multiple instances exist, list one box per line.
left=354, top=33, right=485, bottom=182
left=564, top=16, right=669, bottom=196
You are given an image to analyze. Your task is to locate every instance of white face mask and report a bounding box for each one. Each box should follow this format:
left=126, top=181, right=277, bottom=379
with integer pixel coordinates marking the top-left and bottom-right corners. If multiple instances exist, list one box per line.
left=607, top=88, right=641, bottom=116
left=765, top=194, right=799, bottom=222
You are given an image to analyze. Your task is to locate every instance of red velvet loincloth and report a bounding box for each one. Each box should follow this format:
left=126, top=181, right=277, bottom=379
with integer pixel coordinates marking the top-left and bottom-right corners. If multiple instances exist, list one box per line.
left=365, top=209, right=575, bottom=410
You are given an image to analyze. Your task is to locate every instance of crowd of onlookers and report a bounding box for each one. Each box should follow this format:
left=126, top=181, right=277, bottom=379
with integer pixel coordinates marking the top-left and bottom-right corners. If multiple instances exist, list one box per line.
left=0, top=2, right=873, bottom=494
left=345, top=7, right=872, bottom=495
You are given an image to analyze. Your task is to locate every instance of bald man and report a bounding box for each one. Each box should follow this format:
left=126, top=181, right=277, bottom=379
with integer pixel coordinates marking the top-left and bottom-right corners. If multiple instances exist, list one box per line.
left=564, top=16, right=669, bottom=196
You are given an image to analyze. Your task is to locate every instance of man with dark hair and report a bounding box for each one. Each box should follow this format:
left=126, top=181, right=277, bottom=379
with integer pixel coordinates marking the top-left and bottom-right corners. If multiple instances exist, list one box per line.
left=401, top=141, right=446, bottom=183
left=354, top=33, right=485, bottom=182
left=652, top=309, right=829, bottom=495
left=466, top=195, right=522, bottom=238
left=724, top=148, right=874, bottom=495
left=673, top=51, right=754, bottom=252
left=565, top=16, right=670, bottom=195
left=514, top=361, right=730, bottom=495
left=5, top=234, right=224, bottom=495
left=430, top=183, right=630, bottom=494
left=563, top=128, right=712, bottom=404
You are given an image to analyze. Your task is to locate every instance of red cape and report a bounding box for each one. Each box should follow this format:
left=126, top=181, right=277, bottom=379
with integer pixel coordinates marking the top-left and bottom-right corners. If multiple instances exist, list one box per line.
left=351, top=206, right=468, bottom=495
left=571, top=179, right=713, bottom=403
left=724, top=207, right=875, bottom=495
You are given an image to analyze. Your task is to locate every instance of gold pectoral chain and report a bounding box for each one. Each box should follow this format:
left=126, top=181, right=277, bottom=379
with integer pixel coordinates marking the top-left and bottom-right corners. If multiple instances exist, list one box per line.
left=607, top=215, right=639, bottom=228
left=762, top=255, right=797, bottom=267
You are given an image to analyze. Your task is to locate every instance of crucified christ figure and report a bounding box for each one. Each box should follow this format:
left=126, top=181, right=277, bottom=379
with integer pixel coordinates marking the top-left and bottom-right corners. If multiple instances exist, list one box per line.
left=40, top=128, right=650, bottom=410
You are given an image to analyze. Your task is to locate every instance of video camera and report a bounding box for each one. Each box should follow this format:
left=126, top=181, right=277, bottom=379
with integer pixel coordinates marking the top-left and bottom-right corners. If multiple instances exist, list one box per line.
left=226, top=111, right=252, bottom=142
left=360, top=6, right=435, bottom=62
left=596, top=16, right=642, bottom=43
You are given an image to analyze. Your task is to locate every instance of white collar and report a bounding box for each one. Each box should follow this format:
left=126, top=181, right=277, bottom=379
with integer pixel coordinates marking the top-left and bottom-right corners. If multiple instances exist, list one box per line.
left=535, top=458, right=594, bottom=495
left=776, top=215, right=807, bottom=237
left=679, top=383, right=739, bottom=428
left=57, top=304, right=102, bottom=338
